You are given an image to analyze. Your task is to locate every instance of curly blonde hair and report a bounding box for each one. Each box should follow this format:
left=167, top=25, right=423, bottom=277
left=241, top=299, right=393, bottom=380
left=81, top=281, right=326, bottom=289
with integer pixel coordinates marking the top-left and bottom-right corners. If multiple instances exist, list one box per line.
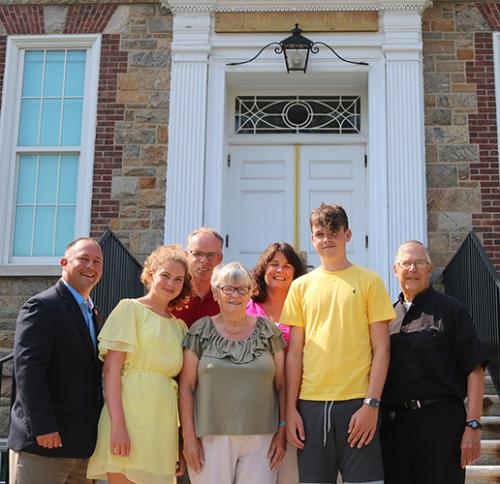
left=141, top=244, right=191, bottom=309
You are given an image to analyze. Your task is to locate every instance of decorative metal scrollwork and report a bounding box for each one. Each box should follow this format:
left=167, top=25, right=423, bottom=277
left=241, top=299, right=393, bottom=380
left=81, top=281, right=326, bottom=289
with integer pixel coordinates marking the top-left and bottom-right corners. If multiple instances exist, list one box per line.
left=234, top=96, right=361, bottom=134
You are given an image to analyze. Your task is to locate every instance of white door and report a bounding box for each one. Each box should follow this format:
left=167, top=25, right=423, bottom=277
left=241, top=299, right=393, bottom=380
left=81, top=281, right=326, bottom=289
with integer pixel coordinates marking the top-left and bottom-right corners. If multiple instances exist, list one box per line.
left=224, top=144, right=366, bottom=269
left=300, top=145, right=367, bottom=268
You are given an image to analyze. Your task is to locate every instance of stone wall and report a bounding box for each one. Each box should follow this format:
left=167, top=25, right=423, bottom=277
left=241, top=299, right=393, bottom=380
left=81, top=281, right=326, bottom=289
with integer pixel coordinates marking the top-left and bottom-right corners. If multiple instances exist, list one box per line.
left=423, top=1, right=500, bottom=273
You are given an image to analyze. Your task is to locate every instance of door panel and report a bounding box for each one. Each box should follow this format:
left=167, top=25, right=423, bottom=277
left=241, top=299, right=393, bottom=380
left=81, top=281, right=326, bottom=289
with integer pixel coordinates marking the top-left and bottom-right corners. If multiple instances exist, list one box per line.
left=225, top=145, right=294, bottom=267
left=300, top=145, right=366, bottom=268
left=225, top=144, right=366, bottom=269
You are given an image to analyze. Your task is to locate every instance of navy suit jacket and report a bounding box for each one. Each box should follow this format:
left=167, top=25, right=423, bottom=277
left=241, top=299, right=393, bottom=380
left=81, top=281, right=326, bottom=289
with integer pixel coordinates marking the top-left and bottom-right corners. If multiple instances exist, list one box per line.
left=8, top=279, right=103, bottom=458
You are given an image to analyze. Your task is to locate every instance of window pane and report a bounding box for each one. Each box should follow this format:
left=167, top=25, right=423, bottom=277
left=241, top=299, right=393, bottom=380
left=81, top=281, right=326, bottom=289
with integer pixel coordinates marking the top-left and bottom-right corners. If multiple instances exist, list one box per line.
left=18, top=99, right=40, bottom=146
left=22, top=51, right=43, bottom=97
left=43, top=50, right=65, bottom=97
left=33, top=206, right=55, bottom=256
left=58, top=155, right=78, bottom=204
left=40, top=99, right=61, bottom=146
left=65, top=50, right=86, bottom=97
left=61, top=99, right=82, bottom=145
left=55, top=206, right=75, bottom=255
left=16, top=155, right=37, bottom=204
left=37, top=155, right=58, bottom=203
left=13, top=206, right=34, bottom=256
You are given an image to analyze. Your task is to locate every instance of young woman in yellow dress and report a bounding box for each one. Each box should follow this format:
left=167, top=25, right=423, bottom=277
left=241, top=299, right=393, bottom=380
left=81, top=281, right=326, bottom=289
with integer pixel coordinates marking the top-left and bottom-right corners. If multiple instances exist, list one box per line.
left=87, top=245, right=191, bottom=484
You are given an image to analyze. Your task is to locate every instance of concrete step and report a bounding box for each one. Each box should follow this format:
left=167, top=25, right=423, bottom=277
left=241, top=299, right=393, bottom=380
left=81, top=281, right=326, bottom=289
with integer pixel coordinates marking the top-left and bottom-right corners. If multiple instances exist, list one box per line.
left=485, top=375, right=497, bottom=396
left=484, top=395, right=500, bottom=416
left=480, top=417, right=500, bottom=440
left=477, top=440, right=500, bottom=465
left=465, top=465, right=500, bottom=483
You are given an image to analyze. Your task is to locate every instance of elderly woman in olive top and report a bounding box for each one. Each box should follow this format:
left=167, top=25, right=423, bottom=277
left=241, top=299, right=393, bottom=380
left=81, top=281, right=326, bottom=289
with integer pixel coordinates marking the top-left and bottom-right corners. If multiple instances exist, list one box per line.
left=246, top=242, right=305, bottom=484
left=179, top=262, right=287, bottom=484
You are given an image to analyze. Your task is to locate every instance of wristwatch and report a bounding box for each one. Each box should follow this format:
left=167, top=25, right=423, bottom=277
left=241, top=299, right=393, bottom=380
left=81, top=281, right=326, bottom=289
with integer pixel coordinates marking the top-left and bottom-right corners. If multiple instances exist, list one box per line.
left=466, top=419, right=482, bottom=430
left=363, top=397, right=381, bottom=409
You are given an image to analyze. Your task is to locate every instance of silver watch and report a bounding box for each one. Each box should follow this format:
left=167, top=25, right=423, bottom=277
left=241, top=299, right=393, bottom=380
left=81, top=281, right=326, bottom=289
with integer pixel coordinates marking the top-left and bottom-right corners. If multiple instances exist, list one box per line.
left=363, top=397, right=381, bottom=409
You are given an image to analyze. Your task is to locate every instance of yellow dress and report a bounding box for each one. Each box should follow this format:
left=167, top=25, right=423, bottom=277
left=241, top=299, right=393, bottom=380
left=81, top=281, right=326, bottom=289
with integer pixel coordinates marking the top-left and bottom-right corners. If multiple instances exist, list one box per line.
left=87, top=299, right=187, bottom=484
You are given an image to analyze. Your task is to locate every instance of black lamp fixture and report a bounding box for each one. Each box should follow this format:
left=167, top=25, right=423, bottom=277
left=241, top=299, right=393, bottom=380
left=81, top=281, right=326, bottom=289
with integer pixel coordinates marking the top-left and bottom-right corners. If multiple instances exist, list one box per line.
left=227, top=24, right=368, bottom=73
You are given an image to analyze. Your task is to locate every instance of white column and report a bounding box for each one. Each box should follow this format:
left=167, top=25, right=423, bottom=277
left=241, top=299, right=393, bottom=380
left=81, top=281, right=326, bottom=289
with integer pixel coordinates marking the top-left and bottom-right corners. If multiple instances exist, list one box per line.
left=204, top=62, right=226, bottom=231
left=164, top=11, right=211, bottom=244
left=382, top=10, right=427, bottom=297
left=367, top=61, right=390, bottom=285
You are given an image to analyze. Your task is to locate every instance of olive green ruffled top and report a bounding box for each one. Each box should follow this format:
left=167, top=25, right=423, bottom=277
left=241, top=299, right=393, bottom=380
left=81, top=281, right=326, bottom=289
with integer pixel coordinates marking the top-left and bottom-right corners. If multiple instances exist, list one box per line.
left=183, top=316, right=286, bottom=437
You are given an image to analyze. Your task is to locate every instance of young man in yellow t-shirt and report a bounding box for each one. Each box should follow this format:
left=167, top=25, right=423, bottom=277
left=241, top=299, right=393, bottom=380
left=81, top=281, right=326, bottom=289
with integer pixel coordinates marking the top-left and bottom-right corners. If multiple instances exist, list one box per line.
left=281, top=204, right=396, bottom=484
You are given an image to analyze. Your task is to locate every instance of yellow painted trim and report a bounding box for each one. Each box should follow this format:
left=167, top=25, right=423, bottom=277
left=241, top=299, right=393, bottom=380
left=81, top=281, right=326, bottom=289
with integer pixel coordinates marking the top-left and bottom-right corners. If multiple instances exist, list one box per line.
left=294, top=144, right=300, bottom=250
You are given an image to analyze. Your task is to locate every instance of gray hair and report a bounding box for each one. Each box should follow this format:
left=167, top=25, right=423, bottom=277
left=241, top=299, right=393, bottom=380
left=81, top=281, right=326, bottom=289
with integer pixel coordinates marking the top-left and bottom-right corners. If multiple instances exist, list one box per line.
left=211, top=261, right=251, bottom=291
left=395, top=240, right=432, bottom=264
left=187, top=227, right=223, bottom=250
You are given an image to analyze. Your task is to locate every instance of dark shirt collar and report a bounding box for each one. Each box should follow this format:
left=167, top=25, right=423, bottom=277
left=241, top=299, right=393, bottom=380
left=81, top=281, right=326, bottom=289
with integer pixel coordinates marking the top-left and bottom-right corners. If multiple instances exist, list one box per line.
left=397, top=284, right=434, bottom=307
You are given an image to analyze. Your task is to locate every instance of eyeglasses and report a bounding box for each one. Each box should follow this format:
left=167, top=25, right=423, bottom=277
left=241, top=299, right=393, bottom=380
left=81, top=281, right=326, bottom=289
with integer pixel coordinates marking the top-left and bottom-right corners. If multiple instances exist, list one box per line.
left=218, top=285, right=251, bottom=296
left=187, top=249, right=220, bottom=262
left=397, top=260, right=429, bottom=270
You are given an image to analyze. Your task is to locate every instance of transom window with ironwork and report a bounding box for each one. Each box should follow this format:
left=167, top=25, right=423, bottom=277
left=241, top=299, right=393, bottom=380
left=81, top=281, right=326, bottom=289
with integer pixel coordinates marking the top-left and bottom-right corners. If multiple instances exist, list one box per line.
left=234, top=96, right=361, bottom=134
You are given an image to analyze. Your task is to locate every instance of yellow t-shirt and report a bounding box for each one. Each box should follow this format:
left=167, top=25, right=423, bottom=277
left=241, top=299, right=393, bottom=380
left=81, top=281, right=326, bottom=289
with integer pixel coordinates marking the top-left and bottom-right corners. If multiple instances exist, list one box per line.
left=281, top=265, right=396, bottom=401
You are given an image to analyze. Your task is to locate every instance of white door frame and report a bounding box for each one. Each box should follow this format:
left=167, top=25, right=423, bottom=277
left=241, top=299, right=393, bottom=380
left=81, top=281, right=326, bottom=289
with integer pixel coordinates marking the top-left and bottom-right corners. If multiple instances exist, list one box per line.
left=164, top=0, right=430, bottom=296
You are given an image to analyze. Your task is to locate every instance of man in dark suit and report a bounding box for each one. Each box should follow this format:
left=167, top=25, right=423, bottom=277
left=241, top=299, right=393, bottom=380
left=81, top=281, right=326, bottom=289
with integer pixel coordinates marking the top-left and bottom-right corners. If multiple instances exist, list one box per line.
left=8, top=237, right=104, bottom=483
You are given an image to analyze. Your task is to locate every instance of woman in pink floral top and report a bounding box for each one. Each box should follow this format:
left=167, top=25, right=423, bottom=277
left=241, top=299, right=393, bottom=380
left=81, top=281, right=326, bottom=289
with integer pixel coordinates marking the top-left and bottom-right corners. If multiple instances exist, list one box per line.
left=246, top=242, right=306, bottom=344
left=246, top=242, right=306, bottom=484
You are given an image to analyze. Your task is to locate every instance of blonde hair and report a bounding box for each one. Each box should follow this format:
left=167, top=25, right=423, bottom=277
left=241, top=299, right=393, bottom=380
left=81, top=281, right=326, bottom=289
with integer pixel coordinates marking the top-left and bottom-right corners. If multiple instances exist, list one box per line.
left=141, top=245, right=191, bottom=309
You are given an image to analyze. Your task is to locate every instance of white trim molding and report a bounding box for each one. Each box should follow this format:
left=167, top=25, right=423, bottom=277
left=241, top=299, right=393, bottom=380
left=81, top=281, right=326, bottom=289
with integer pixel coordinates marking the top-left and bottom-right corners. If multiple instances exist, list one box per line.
left=0, top=34, right=101, bottom=268
left=165, top=0, right=433, bottom=13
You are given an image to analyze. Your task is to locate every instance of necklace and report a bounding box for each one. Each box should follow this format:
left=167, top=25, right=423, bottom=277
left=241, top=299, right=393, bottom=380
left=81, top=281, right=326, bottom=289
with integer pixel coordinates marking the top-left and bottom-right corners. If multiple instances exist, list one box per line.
left=222, top=323, right=246, bottom=335
left=216, top=315, right=247, bottom=335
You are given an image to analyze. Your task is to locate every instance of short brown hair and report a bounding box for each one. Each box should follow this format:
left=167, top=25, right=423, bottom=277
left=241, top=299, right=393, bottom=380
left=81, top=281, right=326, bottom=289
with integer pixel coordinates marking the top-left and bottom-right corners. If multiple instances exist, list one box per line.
left=141, top=245, right=192, bottom=309
left=251, top=242, right=306, bottom=303
left=309, top=203, right=349, bottom=233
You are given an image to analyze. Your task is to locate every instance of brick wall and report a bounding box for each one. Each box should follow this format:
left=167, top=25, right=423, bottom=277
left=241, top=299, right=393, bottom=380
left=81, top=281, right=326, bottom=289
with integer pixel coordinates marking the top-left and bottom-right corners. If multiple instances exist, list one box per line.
left=64, top=4, right=117, bottom=33
left=0, top=5, right=44, bottom=35
left=423, top=2, right=500, bottom=272
left=91, top=33, right=126, bottom=240
left=470, top=4, right=500, bottom=267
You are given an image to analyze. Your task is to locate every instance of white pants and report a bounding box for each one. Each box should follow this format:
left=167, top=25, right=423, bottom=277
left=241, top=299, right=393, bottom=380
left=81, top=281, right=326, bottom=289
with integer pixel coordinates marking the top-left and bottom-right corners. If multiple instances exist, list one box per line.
left=277, top=446, right=299, bottom=484
left=188, top=434, right=276, bottom=484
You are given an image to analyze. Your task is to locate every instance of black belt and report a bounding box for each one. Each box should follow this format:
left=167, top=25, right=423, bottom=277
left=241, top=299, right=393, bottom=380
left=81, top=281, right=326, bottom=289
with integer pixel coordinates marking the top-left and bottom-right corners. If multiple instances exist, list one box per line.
left=388, top=397, right=451, bottom=410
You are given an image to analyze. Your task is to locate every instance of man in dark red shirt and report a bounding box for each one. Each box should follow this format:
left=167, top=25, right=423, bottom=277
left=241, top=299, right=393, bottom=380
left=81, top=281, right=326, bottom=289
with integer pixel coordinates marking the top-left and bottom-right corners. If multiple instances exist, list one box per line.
left=172, top=227, right=223, bottom=327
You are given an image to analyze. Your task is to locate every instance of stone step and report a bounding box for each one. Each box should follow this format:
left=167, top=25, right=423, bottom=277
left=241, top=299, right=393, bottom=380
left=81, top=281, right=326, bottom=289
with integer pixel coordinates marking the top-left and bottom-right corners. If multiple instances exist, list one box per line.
left=484, top=394, right=500, bottom=416
left=465, top=465, right=500, bottom=483
left=479, top=417, right=500, bottom=440
left=476, top=440, right=500, bottom=465
left=484, top=375, right=497, bottom=396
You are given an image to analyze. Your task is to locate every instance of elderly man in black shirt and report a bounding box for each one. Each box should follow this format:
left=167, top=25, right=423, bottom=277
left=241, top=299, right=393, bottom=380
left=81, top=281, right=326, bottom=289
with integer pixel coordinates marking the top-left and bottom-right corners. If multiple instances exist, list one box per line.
left=381, top=240, right=488, bottom=484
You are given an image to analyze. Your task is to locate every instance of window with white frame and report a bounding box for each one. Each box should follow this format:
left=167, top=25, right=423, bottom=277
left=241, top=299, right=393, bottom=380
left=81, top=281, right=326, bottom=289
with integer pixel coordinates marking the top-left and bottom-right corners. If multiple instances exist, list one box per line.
left=0, top=35, right=101, bottom=267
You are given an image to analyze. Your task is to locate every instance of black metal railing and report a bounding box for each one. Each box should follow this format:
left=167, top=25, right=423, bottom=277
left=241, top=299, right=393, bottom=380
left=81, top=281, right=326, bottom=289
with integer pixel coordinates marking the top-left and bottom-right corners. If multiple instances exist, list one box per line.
left=92, top=229, right=144, bottom=320
left=443, top=231, right=500, bottom=394
left=0, top=352, right=14, bottom=483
